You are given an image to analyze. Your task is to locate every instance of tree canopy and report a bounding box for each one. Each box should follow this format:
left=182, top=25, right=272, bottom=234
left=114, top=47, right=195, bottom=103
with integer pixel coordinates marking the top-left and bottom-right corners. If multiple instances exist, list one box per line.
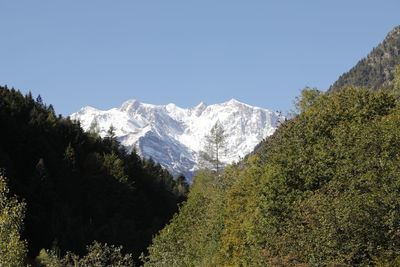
left=145, top=86, right=400, bottom=266
left=0, top=173, right=27, bottom=267
left=0, top=85, right=187, bottom=264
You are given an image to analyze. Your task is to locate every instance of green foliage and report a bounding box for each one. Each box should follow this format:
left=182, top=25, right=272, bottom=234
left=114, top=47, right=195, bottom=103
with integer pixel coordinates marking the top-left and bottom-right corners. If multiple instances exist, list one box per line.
left=294, top=87, right=323, bottom=114
left=0, top=86, right=183, bottom=264
left=174, top=174, right=189, bottom=202
left=63, top=143, right=76, bottom=170
left=373, top=254, right=400, bottom=267
left=103, top=152, right=129, bottom=183
left=146, top=87, right=400, bottom=266
left=0, top=173, right=28, bottom=267
left=144, top=168, right=236, bottom=266
left=36, top=241, right=134, bottom=267
left=251, top=87, right=400, bottom=265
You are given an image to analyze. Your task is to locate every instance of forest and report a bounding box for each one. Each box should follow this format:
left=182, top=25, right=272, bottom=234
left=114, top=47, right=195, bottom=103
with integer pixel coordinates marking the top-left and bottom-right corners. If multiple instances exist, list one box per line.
left=0, top=86, right=188, bottom=266
left=2, top=27, right=400, bottom=265
left=3, top=67, right=400, bottom=266
left=144, top=67, right=400, bottom=266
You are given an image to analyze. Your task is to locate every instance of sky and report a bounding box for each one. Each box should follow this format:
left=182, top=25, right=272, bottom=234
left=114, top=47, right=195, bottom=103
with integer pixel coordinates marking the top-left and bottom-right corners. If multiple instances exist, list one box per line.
left=0, top=1, right=399, bottom=116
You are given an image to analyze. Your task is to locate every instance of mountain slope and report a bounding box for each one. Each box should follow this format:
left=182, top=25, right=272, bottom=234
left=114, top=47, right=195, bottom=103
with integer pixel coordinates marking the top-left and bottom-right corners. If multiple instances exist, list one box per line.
left=145, top=87, right=400, bottom=266
left=329, top=25, right=400, bottom=92
left=0, top=86, right=185, bottom=263
left=71, top=99, right=282, bottom=179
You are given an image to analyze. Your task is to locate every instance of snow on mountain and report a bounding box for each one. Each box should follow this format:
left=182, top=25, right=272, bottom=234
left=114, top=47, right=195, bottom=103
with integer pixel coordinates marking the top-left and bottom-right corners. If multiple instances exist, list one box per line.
left=70, top=99, right=283, bottom=179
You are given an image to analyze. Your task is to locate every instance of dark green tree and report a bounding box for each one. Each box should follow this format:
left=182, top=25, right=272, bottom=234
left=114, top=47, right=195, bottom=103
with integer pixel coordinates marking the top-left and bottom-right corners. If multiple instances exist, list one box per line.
left=107, top=124, right=116, bottom=139
left=0, top=85, right=183, bottom=264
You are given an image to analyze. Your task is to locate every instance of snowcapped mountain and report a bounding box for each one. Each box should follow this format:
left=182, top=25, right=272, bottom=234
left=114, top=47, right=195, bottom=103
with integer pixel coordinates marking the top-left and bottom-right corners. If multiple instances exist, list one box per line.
left=70, top=99, right=283, bottom=179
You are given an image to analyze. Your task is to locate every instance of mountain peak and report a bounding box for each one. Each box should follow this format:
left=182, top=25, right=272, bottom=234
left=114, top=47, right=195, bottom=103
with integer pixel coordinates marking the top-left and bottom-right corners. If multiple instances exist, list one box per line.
left=195, top=101, right=207, bottom=107
left=192, top=101, right=208, bottom=116
left=75, top=106, right=99, bottom=115
left=82, top=106, right=98, bottom=111
left=227, top=98, right=241, bottom=104
left=119, top=99, right=140, bottom=112
left=165, top=103, right=177, bottom=110
left=71, top=99, right=283, bottom=179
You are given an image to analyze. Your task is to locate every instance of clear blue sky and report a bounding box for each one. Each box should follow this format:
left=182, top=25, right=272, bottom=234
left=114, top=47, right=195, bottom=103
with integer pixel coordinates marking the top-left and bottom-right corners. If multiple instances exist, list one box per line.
left=1, top=1, right=399, bottom=116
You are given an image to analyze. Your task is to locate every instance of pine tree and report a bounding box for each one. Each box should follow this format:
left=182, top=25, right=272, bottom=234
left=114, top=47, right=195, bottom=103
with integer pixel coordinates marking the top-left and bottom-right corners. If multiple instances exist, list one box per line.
left=175, top=173, right=189, bottom=200
left=107, top=124, right=116, bottom=139
left=64, top=143, right=77, bottom=170
left=199, top=122, right=228, bottom=174
left=36, top=94, right=43, bottom=106
left=89, top=117, right=100, bottom=136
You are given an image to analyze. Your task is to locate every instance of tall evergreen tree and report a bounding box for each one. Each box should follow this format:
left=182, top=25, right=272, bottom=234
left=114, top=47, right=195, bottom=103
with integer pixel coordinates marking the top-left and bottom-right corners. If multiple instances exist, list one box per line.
left=199, top=122, right=228, bottom=174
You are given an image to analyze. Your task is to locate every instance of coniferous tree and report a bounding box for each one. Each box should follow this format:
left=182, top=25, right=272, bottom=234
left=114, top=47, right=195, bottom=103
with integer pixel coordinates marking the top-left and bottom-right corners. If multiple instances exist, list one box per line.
left=175, top=173, right=189, bottom=200
left=199, top=122, right=228, bottom=174
left=107, top=124, right=116, bottom=139
left=36, top=94, right=43, bottom=106
left=0, top=85, right=183, bottom=264
left=89, top=117, right=100, bottom=135
left=63, top=143, right=76, bottom=170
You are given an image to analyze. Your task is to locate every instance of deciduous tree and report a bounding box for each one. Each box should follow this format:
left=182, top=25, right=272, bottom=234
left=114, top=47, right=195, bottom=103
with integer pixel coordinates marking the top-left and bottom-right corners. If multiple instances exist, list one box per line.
left=0, top=173, right=27, bottom=267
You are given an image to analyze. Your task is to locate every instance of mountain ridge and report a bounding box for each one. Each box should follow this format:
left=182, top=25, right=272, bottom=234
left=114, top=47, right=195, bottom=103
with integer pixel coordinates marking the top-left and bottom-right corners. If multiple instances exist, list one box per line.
left=329, top=25, right=400, bottom=92
left=71, top=99, right=282, bottom=179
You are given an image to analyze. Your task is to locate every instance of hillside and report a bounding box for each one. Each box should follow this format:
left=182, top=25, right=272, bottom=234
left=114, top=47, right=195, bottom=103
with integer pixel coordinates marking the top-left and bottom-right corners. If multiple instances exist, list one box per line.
left=0, top=86, right=187, bottom=264
left=145, top=87, right=400, bottom=266
left=329, top=26, right=400, bottom=92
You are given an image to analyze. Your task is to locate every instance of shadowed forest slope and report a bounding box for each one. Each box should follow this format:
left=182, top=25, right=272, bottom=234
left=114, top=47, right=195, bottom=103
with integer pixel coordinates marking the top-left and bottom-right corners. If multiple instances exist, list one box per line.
left=0, top=86, right=188, bottom=264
